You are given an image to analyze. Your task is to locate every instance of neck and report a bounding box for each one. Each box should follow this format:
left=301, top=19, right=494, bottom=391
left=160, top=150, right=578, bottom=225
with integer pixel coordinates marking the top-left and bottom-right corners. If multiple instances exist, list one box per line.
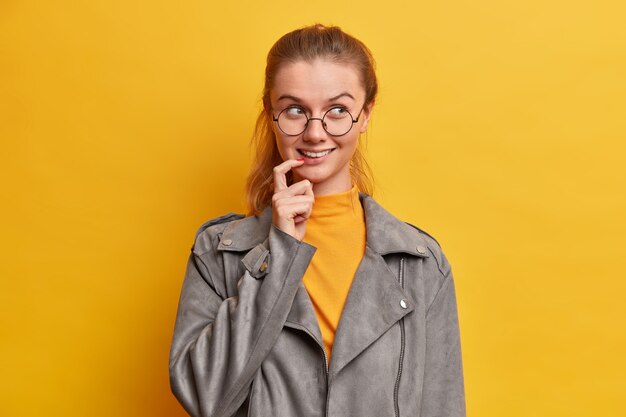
left=310, top=185, right=361, bottom=219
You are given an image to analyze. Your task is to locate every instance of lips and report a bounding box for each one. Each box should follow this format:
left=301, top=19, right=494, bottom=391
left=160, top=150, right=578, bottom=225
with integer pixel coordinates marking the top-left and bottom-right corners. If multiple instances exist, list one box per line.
left=298, top=148, right=335, bottom=158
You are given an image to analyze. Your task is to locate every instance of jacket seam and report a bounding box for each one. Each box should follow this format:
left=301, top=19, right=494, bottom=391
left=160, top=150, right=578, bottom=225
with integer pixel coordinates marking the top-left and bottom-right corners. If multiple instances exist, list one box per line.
left=246, top=375, right=257, bottom=417
left=193, top=252, right=223, bottom=300
left=427, top=246, right=447, bottom=277
left=425, top=275, right=452, bottom=317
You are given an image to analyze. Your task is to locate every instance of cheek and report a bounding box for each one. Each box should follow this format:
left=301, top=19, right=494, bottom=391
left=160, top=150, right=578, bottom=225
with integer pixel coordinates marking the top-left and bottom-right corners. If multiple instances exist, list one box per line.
left=270, top=119, right=286, bottom=155
left=275, top=136, right=295, bottom=159
left=341, top=134, right=360, bottom=156
left=275, top=140, right=287, bottom=159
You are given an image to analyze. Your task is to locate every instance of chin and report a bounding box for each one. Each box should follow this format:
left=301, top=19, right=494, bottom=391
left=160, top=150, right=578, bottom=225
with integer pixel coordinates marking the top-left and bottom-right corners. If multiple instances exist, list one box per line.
left=293, top=167, right=328, bottom=182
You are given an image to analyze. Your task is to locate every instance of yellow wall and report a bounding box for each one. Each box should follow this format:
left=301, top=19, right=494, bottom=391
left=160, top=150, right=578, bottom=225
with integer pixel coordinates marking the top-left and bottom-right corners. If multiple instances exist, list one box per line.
left=1, top=1, right=625, bottom=416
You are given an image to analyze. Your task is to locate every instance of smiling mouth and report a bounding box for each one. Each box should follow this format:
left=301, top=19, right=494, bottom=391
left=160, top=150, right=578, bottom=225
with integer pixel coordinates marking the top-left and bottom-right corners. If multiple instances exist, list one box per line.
left=298, top=148, right=336, bottom=158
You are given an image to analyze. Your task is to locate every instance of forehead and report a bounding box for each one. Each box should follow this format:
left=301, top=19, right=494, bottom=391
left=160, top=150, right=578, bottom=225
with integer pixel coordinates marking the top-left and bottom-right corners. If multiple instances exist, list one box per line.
left=270, top=59, right=364, bottom=104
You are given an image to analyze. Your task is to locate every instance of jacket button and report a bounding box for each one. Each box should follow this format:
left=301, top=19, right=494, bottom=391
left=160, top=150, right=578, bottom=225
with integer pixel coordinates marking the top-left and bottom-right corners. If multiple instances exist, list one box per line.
left=416, top=245, right=426, bottom=254
left=222, top=239, right=233, bottom=246
left=400, top=299, right=408, bottom=309
left=260, top=261, right=268, bottom=272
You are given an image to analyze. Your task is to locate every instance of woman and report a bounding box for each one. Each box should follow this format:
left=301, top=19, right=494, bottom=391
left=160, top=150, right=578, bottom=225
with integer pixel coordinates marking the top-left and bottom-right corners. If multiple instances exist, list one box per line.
left=170, top=24, right=465, bottom=417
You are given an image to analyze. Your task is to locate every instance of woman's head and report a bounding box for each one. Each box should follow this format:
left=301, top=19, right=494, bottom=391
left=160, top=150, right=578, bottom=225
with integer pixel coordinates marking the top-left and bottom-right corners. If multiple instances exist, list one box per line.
left=246, top=24, right=378, bottom=214
left=262, top=24, right=378, bottom=117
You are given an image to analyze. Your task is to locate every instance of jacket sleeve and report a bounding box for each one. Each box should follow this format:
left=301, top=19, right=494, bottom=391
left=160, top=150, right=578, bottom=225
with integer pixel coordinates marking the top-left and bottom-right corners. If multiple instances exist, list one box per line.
left=420, top=252, right=466, bottom=417
left=169, top=224, right=316, bottom=417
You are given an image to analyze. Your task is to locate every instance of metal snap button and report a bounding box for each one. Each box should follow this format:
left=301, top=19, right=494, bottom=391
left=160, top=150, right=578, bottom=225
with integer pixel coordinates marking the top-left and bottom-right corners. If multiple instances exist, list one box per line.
left=416, top=245, right=426, bottom=254
left=260, top=261, right=268, bottom=272
left=222, top=239, right=233, bottom=246
left=400, top=299, right=408, bottom=309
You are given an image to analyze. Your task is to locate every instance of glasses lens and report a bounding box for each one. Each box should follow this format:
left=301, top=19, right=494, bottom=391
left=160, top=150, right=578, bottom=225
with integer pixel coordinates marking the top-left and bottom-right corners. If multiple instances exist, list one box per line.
left=323, top=108, right=354, bottom=136
left=277, top=107, right=307, bottom=135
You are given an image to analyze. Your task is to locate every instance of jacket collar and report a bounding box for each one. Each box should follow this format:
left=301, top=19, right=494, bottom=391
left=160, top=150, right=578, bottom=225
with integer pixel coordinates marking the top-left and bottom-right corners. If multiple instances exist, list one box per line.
left=218, top=193, right=429, bottom=258
left=358, top=193, right=429, bottom=257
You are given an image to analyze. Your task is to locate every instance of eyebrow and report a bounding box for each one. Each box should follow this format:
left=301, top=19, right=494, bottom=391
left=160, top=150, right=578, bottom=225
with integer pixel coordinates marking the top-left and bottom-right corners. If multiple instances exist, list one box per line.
left=276, top=92, right=356, bottom=102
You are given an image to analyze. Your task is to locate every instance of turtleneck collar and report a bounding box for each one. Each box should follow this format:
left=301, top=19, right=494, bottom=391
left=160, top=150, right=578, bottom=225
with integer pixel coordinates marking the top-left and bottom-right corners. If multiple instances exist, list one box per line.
left=310, top=185, right=362, bottom=219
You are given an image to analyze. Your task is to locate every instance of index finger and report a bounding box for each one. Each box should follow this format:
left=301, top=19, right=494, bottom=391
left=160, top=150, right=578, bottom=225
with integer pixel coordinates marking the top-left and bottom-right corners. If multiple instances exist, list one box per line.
left=273, top=159, right=304, bottom=192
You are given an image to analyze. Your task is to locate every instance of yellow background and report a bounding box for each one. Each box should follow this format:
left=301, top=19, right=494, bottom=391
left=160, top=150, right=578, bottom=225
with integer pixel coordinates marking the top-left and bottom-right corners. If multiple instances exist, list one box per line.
left=1, top=1, right=625, bottom=416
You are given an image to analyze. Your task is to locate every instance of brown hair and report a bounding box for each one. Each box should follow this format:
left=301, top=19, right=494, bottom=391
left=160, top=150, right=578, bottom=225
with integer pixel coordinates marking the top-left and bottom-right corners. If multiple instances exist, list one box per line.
left=245, top=24, right=378, bottom=215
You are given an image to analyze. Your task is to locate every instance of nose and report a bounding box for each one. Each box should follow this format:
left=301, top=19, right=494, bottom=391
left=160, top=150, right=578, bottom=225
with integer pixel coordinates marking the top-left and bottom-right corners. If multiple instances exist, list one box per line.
left=303, top=117, right=327, bottom=142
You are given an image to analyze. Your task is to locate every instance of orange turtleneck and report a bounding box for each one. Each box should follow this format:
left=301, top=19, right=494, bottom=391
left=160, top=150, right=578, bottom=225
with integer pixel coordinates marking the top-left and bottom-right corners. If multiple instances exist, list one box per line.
left=302, top=185, right=366, bottom=361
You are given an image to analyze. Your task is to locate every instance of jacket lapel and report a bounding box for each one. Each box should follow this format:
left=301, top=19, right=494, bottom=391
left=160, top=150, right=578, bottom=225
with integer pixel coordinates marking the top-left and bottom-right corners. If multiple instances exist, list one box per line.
left=328, top=246, right=415, bottom=376
left=328, top=194, right=430, bottom=376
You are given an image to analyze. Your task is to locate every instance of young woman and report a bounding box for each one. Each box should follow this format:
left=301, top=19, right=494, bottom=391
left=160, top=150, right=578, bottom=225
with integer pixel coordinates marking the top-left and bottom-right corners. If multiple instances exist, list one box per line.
left=170, top=24, right=465, bottom=417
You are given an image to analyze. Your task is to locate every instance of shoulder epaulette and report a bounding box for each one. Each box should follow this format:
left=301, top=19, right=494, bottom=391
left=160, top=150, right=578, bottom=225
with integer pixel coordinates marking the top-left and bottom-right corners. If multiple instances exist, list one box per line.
left=195, top=212, right=246, bottom=240
left=404, top=222, right=440, bottom=247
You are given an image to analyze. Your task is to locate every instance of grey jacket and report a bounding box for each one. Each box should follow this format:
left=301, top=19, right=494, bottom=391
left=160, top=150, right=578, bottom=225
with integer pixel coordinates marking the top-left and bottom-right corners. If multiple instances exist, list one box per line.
left=169, top=193, right=465, bottom=417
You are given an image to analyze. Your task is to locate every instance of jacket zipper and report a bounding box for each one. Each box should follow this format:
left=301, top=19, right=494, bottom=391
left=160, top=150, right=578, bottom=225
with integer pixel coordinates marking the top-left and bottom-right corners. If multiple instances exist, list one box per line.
left=394, top=257, right=406, bottom=417
left=323, top=348, right=330, bottom=417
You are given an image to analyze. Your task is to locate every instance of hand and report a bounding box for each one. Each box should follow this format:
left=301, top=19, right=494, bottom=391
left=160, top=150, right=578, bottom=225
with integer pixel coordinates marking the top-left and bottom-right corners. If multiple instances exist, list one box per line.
left=271, top=159, right=314, bottom=241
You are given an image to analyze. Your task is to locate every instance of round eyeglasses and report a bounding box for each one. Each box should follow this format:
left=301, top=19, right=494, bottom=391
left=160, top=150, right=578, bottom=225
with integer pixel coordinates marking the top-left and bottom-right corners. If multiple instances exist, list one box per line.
left=272, top=105, right=364, bottom=137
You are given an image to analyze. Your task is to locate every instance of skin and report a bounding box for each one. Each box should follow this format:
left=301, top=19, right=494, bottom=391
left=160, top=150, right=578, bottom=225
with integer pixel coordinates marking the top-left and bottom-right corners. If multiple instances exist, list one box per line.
left=269, top=59, right=374, bottom=240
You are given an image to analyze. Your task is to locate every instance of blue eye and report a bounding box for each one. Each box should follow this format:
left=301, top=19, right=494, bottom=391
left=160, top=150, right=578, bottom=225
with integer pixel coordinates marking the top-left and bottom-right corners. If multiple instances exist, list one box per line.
left=284, top=106, right=306, bottom=118
left=326, top=107, right=349, bottom=119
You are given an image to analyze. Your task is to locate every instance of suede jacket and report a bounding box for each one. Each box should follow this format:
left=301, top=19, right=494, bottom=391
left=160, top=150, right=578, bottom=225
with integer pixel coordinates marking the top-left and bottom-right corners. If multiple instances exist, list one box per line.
left=169, top=193, right=466, bottom=417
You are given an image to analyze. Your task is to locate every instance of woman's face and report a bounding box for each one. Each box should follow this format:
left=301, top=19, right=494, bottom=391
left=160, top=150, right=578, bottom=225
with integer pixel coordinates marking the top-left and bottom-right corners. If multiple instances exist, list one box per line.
left=269, top=59, right=373, bottom=196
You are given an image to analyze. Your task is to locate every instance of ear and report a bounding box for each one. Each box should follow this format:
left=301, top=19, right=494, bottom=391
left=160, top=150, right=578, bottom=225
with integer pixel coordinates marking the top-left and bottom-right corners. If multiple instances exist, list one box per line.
left=359, top=101, right=375, bottom=133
